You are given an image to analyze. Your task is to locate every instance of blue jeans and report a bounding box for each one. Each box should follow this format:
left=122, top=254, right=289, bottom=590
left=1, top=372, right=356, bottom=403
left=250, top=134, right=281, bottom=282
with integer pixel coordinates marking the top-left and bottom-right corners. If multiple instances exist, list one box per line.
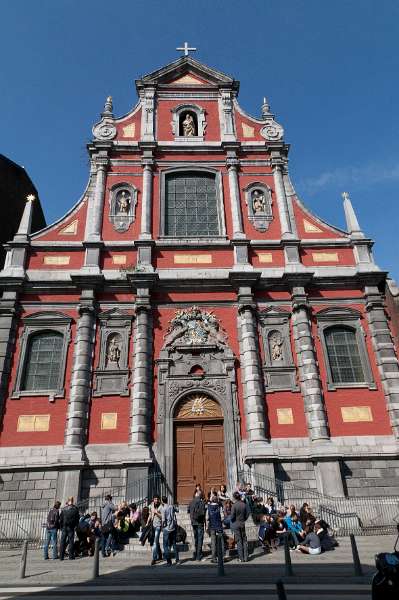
left=152, top=526, right=162, bottom=561
left=163, top=528, right=179, bottom=563
left=192, top=524, right=204, bottom=560
left=44, top=528, right=58, bottom=559
left=101, top=531, right=116, bottom=556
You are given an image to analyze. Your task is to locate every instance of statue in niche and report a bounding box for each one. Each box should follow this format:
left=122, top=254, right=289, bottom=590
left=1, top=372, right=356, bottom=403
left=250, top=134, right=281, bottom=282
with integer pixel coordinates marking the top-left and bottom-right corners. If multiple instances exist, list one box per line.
left=182, top=113, right=196, bottom=137
left=116, top=191, right=130, bottom=214
left=252, top=189, right=266, bottom=213
left=270, top=333, right=283, bottom=361
left=106, top=335, right=121, bottom=368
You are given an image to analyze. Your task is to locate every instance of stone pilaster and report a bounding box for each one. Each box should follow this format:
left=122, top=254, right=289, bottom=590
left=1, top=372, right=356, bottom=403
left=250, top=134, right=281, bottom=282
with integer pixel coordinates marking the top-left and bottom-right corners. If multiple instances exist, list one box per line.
left=140, top=159, right=154, bottom=241
left=272, top=158, right=293, bottom=239
left=220, top=90, right=236, bottom=142
left=64, top=296, right=96, bottom=449
left=365, top=286, right=399, bottom=437
left=291, top=286, right=330, bottom=441
left=227, top=159, right=245, bottom=239
left=0, top=291, right=18, bottom=420
left=237, top=288, right=267, bottom=443
left=130, top=303, right=152, bottom=447
left=140, top=88, right=155, bottom=142
left=85, top=155, right=109, bottom=242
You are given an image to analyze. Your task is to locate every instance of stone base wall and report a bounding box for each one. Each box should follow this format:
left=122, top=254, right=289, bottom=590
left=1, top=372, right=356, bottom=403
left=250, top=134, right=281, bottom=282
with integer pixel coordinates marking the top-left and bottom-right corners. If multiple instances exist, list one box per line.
left=342, top=458, right=399, bottom=497
left=275, top=461, right=318, bottom=490
left=80, top=467, right=126, bottom=500
left=0, top=470, right=57, bottom=510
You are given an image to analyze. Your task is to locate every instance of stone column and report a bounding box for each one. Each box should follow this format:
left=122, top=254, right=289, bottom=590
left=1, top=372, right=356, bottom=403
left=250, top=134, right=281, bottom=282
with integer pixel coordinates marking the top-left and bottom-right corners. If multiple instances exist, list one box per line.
left=140, top=160, right=153, bottom=240
left=85, top=157, right=108, bottom=242
left=365, top=286, right=399, bottom=437
left=0, top=291, right=18, bottom=420
left=237, top=291, right=267, bottom=443
left=64, top=299, right=96, bottom=448
left=130, top=305, right=152, bottom=446
left=272, top=161, right=293, bottom=239
left=291, top=288, right=329, bottom=441
left=227, top=160, right=245, bottom=238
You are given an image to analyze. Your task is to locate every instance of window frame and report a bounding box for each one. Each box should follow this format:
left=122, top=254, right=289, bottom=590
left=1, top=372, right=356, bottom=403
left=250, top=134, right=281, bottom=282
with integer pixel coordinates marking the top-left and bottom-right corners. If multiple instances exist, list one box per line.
left=12, top=312, right=72, bottom=399
left=159, top=166, right=226, bottom=240
left=316, top=307, right=376, bottom=391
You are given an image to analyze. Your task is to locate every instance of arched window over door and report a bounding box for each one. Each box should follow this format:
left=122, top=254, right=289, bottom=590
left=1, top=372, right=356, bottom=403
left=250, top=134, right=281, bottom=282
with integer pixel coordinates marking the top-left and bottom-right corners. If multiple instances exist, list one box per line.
left=164, top=171, right=221, bottom=237
left=22, top=331, right=64, bottom=391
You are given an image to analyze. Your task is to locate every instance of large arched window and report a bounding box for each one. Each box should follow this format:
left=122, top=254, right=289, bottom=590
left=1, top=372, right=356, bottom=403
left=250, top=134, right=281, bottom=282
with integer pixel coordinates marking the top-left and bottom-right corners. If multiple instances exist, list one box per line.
left=22, top=332, right=64, bottom=391
left=164, top=171, right=220, bottom=237
left=324, top=326, right=364, bottom=384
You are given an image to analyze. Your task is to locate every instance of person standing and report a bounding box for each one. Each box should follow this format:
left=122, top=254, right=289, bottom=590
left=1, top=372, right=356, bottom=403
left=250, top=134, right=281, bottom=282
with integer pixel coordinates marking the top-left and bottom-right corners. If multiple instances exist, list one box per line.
left=148, top=495, right=163, bottom=566
left=207, top=495, right=224, bottom=563
left=101, top=494, right=116, bottom=557
left=161, top=496, right=180, bottom=566
left=188, top=491, right=206, bottom=561
left=44, top=501, right=61, bottom=560
left=230, top=491, right=250, bottom=562
left=59, top=497, right=80, bottom=560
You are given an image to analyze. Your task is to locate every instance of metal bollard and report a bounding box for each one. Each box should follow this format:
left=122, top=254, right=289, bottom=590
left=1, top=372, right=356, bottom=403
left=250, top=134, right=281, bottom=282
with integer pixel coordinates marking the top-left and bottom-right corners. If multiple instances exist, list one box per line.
left=19, top=540, right=28, bottom=579
left=284, top=535, right=294, bottom=577
left=349, top=533, right=363, bottom=577
left=276, top=579, right=288, bottom=600
left=217, top=532, right=225, bottom=577
left=92, top=538, right=100, bottom=579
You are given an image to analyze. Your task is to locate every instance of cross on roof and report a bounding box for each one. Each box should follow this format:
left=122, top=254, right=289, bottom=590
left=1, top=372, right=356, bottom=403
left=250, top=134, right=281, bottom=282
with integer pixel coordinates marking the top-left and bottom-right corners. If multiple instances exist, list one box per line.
left=176, top=42, right=197, bottom=57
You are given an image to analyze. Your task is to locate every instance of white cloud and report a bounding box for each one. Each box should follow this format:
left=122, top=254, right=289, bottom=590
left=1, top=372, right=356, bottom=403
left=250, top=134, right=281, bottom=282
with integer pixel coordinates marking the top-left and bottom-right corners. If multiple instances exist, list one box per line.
left=298, top=162, right=399, bottom=195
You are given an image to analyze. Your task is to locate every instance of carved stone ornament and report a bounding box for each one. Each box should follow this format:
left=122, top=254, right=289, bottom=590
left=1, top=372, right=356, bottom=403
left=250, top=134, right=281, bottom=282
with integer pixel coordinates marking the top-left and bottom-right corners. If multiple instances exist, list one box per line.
left=168, top=378, right=226, bottom=400
left=244, top=183, right=273, bottom=232
left=174, top=393, right=223, bottom=419
left=92, top=118, right=117, bottom=141
left=163, top=306, right=228, bottom=349
left=109, top=184, right=137, bottom=232
left=260, top=117, right=284, bottom=142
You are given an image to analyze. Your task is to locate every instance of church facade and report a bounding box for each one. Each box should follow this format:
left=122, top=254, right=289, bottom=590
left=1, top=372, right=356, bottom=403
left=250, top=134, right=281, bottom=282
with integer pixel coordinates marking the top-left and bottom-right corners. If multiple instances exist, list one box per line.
left=1, top=54, right=399, bottom=508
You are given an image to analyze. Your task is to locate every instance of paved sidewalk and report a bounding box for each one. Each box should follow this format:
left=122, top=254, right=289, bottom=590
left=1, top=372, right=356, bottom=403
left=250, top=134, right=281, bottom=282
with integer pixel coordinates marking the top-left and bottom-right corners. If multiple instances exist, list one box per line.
left=0, top=534, right=395, bottom=587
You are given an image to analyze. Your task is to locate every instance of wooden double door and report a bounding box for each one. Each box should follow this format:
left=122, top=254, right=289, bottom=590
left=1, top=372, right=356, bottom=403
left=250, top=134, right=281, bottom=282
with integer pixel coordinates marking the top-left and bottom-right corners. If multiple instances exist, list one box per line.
left=175, top=420, right=226, bottom=503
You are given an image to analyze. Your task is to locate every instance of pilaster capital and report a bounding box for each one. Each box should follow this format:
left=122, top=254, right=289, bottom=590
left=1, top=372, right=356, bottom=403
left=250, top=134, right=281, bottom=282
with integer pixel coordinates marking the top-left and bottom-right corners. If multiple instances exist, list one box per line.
left=226, top=158, right=240, bottom=170
left=141, top=158, right=155, bottom=170
left=95, top=156, right=110, bottom=170
left=77, top=302, right=97, bottom=317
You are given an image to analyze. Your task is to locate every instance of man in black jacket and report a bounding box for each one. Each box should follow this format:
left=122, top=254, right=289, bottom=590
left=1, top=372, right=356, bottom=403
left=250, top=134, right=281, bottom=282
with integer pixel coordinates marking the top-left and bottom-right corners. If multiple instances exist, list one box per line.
left=59, top=497, right=80, bottom=560
left=188, top=492, right=206, bottom=561
left=230, top=491, right=250, bottom=562
left=44, top=501, right=61, bottom=560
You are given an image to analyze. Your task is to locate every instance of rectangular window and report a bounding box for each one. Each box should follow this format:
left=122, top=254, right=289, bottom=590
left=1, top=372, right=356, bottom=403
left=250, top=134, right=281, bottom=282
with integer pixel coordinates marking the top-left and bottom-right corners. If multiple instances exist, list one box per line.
left=165, top=172, right=219, bottom=237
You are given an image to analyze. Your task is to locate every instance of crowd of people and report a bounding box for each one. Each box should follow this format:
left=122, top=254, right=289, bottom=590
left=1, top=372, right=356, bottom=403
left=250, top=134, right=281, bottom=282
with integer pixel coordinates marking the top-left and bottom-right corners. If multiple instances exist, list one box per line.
left=43, top=482, right=336, bottom=564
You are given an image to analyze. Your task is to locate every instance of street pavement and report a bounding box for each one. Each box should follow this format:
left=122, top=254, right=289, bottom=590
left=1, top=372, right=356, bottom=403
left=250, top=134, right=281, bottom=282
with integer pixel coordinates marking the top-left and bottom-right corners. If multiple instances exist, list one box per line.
left=0, top=534, right=396, bottom=599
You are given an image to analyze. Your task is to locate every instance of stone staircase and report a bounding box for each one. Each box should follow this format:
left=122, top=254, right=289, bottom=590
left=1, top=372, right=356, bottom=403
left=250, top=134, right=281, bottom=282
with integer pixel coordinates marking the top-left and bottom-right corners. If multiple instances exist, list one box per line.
left=119, top=507, right=259, bottom=559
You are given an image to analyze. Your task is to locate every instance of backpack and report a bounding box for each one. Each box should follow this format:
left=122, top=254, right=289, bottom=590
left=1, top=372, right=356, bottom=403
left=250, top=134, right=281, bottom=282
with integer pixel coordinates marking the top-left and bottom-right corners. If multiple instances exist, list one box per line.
left=191, top=500, right=206, bottom=522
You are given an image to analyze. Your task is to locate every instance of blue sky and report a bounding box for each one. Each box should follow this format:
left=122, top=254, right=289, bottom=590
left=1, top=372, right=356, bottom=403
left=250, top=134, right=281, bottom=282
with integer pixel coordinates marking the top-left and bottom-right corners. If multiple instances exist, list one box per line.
left=1, top=0, right=398, bottom=280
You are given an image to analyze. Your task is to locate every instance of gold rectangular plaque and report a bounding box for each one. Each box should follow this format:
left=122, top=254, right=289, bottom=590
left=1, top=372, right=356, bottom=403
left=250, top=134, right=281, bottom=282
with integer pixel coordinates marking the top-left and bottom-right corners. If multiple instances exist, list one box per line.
left=17, top=415, right=50, bottom=432
left=101, top=412, right=118, bottom=430
left=277, top=408, right=294, bottom=425
left=174, top=254, right=212, bottom=264
left=43, top=256, right=71, bottom=266
left=312, top=252, right=339, bottom=263
left=59, top=220, right=78, bottom=235
left=303, top=219, right=322, bottom=233
left=122, top=123, right=136, bottom=137
left=112, top=255, right=127, bottom=265
left=242, top=123, right=255, bottom=138
left=341, top=406, right=373, bottom=423
left=258, top=253, right=273, bottom=263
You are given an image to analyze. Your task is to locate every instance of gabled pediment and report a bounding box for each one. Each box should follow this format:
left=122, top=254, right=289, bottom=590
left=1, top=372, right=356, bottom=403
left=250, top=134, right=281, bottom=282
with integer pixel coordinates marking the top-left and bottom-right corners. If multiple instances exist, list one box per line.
left=136, top=56, right=239, bottom=92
